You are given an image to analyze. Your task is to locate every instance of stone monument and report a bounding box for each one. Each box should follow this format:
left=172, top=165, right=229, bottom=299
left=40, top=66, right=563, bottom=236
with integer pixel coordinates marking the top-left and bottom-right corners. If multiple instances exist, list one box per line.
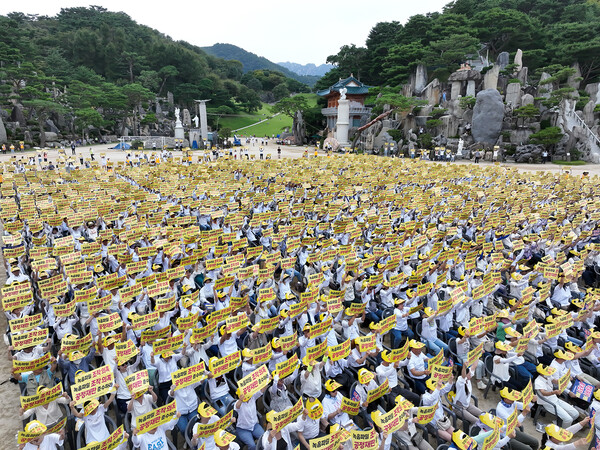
left=174, top=107, right=185, bottom=140
left=335, top=88, right=350, bottom=146
left=195, top=100, right=210, bottom=141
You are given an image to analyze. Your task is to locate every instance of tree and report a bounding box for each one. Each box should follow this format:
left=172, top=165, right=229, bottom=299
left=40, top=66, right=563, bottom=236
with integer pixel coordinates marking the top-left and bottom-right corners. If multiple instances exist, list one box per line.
left=157, top=65, right=178, bottom=96
left=74, top=107, right=104, bottom=139
left=272, top=83, right=290, bottom=101
left=529, top=126, right=563, bottom=154
left=513, top=104, right=539, bottom=126
left=271, top=95, right=310, bottom=144
left=24, top=99, right=66, bottom=146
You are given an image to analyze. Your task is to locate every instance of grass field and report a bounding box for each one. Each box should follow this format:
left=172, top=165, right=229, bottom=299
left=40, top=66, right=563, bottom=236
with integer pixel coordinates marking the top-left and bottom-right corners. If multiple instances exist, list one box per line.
left=215, top=94, right=318, bottom=137
left=552, top=160, right=587, bottom=165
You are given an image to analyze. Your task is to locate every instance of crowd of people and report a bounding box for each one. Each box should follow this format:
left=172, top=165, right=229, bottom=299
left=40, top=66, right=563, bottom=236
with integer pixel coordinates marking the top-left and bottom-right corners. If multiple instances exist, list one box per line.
left=4, top=155, right=600, bottom=450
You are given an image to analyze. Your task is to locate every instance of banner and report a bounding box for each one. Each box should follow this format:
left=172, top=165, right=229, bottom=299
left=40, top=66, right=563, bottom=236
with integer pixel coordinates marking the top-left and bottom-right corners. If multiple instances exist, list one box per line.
left=506, top=409, right=518, bottom=436
left=124, top=370, right=149, bottom=396
left=466, top=342, right=483, bottom=368
left=137, top=400, right=178, bottom=434
left=351, top=428, right=378, bottom=450
left=152, top=333, right=184, bottom=356
left=431, top=364, right=453, bottom=383
left=115, top=340, right=139, bottom=363
left=131, top=312, right=160, bottom=331
left=306, top=340, right=327, bottom=361
left=97, top=312, right=122, bottom=333
left=60, top=333, right=93, bottom=355
left=53, top=300, right=77, bottom=318
left=12, top=328, right=48, bottom=350
left=372, top=404, right=405, bottom=434
left=270, top=398, right=303, bottom=432
left=570, top=379, right=595, bottom=402
left=80, top=425, right=126, bottom=450
left=340, top=396, right=360, bottom=415
left=177, top=312, right=199, bottom=332
left=252, top=342, right=272, bottom=365
left=309, top=317, right=332, bottom=339
left=366, top=379, right=389, bottom=404
left=9, top=313, right=42, bottom=333
left=194, top=409, right=234, bottom=438
left=172, top=362, right=207, bottom=391
left=18, top=417, right=67, bottom=444
left=281, top=332, right=298, bottom=353
left=237, top=364, right=270, bottom=399
left=13, top=352, right=51, bottom=374
left=310, top=432, right=343, bottom=450
left=209, top=351, right=241, bottom=378
left=355, top=334, right=376, bottom=353
left=328, top=339, right=351, bottom=362
left=275, top=353, right=299, bottom=379
left=557, top=369, right=572, bottom=394
left=522, top=379, right=534, bottom=408
left=141, top=325, right=171, bottom=343
left=416, top=404, right=437, bottom=424
left=72, top=365, right=114, bottom=404
left=88, top=294, right=111, bottom=316
left=20, top=382, right=63, bottom=410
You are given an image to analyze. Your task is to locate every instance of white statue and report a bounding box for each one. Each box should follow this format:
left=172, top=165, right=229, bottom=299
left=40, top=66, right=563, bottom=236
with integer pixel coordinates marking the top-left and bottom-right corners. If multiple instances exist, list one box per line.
left=193, top=115, right=199, bottom=128
left=175, top=107, right=180, bottom=119
left=457, top=138, right=464, bottom=154
left=339, top=87, right=347, bottom=100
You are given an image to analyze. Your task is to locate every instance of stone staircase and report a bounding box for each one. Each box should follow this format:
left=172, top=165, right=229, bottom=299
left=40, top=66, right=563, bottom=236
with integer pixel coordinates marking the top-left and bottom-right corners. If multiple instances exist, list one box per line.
left=559, top=99, right=600, bottom=163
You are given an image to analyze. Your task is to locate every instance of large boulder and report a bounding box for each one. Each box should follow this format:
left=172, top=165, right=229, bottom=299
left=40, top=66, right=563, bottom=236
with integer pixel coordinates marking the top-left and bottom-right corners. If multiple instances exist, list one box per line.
left=514, top=144, right=544, bottom=163
left=45, top=119, right=60, bottom=134
left=497, top=52, right=510, bottom=70
left=505, top=83, right=522, bottom=107
left=472, top=89, right=505, bottom=144
left=44, top=132, right=58, bottom=142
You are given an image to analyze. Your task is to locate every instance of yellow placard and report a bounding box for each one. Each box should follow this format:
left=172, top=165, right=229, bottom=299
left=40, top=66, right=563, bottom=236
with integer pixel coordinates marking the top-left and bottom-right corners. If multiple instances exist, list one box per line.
left=137, top=400, right=178, bottom=434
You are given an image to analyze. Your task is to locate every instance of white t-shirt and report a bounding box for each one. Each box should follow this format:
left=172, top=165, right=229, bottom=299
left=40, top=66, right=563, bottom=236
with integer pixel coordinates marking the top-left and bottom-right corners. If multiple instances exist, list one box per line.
left=23, top=434, right=63, bottom=450
left=83, top=405, right=110, bottom=443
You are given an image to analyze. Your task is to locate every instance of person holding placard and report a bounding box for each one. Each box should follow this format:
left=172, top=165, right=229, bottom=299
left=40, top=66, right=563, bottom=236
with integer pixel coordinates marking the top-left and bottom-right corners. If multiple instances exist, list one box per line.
left=495, top=388, right=538, bottom=450
left=234, top=385, right=269, bottom=450
left=407, top=340, right=430, bottom=395
left=535, top=364, right=579, bottom=428
left=540, top=419, right=590, bottom=450
left=69, top=388, right=118, bottom=445
left=132, top=410, right=181, bottom=450
left=127, top=387, right=158, bottom=428
left=295, top=397, right=325, bottom=449
left=322, top=379, right=354, bottom=429
left=422, top=378, right=454, bottom=442
left=191, top=402, right=220, bottom=450
left=150, top=347, right=186, bottom=405
left=453, top=363, right=484, bottom=426
left=20, top=386, right=70, bottom=427
left=20, top=420, right=65, bottom=450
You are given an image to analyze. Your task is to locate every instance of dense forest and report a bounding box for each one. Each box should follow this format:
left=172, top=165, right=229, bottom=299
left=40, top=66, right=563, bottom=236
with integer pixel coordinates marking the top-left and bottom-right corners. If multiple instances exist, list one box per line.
left=317, top=0, right=600, bottom=90
left=0, top=6, right=309, bottom=143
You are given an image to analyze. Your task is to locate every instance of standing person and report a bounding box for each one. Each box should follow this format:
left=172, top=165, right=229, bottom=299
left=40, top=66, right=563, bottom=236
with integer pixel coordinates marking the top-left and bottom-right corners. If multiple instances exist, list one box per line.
left=90, top=148, right=94, bottom=160
left=277, top=147, right=281, bottom=159
left=259, top=147, right=264, bottom=160
left=474, top=149, right=481, bottom=164
left=1, top=143, right=5, bottom=154
left=10, top=143, right=15, bottom=153
left=71, top=141, right=76, bottom=155
left=542, top=149, right=548, bottom=163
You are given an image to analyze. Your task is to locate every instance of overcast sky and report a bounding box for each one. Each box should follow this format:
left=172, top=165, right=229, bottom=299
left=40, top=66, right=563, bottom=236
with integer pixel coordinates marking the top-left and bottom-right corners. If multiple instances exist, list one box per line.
left=1, top=0, right=450, bottom=65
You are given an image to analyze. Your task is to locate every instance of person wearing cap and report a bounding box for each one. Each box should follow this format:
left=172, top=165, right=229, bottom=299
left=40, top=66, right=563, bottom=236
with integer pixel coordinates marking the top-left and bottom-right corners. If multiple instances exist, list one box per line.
left=269, top=371, right=293, bottom=412
left=192, top=402, right=220, bottom=450
left=127, top=386, right=158, bottom=428
left=551, top=279, right=573, bottom=308
left=295, top=397, right=325, bottom=449
left=535, top=364, right=579, bottom=428
left=391, top=297, right=413, bottom=348
left=491, top=341, right=521, bottom=390
left=206, top=369, right=234, bottom=416
left=262, top=409, right=295, bottom=450
left=300, top=355, right=326, bottom=398
left=354, top=368, right=384, bottom=426
left=421, top=307, right=448, bottom=355
left=422, top=377, right=454, bottom=442
left=407, top=339, right=429, bottom=395
left=453, top=362, right=484, bottom=426
left=448, top=430, right=476, bottom=450
left=20, top=386, right=71, bottom=427
left=132, top=409, right=181, bottom=450
left=218, top=324, right=245, bottom=357
left=20, top=420, right=65, bottom=450
left=342, top=308, right=365, bottom=341
left=322, top=379, right=354, bottom=428
left=541, top=418, right=590, bottom=450
left=213, top=429, right=240, bottom=450
left=168, top=367, right=205, bottom=441
left=6, top=262, right=29, bottom=285
left=69, top=386, right=118, bottom=444
left=563, top=341, right=600, bottom=387
left=57, top=345, right=96, bottom=385
left=495, top=388, right=538, bottom=450
left=150, top=344, right=187, bottom=405
left=234, top=381, right=270, bottom=450
left=472, top=412, right=513, bottom=449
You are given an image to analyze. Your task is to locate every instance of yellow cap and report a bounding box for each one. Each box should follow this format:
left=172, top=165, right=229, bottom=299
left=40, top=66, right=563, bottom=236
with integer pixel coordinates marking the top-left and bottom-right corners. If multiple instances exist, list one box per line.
left=325, top=379, right=342, bottom=392
left=499, top=387, right=521, bottom=401
left=452, top=430, right=477, bottom=450
left=358, top=368, right=374, bottom=384
left=536, top=364, right=556, bottom=376
left=544, top=424, right=573, bottom=442
left=84, top=398, right=100, bottom=416
left=553, top=350, right=574, bottom=361
left=409, top=339, right=425, bottom=349
left=214, top=429, right=236, bottom=447
left=24, top=420, right=47, bottom=434
left=426, top=378, right=438, bottom=391
left=306, top=398, right=323, bottom=419
left=197, top=402, right=217, bottom=418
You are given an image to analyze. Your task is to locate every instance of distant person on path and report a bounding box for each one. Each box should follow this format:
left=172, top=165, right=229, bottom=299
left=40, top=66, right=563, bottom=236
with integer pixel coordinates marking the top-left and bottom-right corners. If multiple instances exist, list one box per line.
left=277, top=147, right=281, bottom=159
left=1, top=143, right=5, bottom=154
left=259, top=147, right=264, bottom=159
left=474, top=150, right=481, bottom=164
left=10, top=143, right=15, bottom=153
left=71, top=141, right=76, bottom=155
left=542, top=150, right=548, bottom=164
left=90, top=148, right=94, bottom=160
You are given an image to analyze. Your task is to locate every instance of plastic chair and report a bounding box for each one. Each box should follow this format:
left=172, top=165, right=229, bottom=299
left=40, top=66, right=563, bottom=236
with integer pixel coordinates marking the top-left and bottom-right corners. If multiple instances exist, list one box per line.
left=76, top=414, right=117, bottom=449
left=533, top=388, right=563, bottom=427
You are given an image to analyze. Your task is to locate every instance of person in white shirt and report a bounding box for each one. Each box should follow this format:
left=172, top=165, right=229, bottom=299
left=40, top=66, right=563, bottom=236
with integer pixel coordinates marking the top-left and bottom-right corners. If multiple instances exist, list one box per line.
left=453, top=362, right=483, bottom=426
left=495, top=387, right=537, bottom=450
left=192, top=402, right=220, bottom=450
left=535, top=363, right=579, bottom=428
left=407, top=340, right=429, bottom=394
left=127, top=388, right=158, bottom=428
left=322, top=379, right=354, bottom=428
left=542, top=419, right=590, bottom=450
left=20, top=387, right=70, bottom=427
left=20, top=420, right=65, bottom=450
left=422, top=378, right=454, bottom=442
left=492, top=341, right=520, bottom=390
left=132, top=411, right=180, bottom=449
left=168, top=377, right=203, bottom=438
left=300, top=356, right=326, bottom=399
left=214, top=429, right=241, bottom=450
left=150, top=347, right=186, bottom=404
left=295, top=397, right=324, bottom=450
left=234, top=385, right=269, bottom=450
left=69, top=390, right=118, bottom=445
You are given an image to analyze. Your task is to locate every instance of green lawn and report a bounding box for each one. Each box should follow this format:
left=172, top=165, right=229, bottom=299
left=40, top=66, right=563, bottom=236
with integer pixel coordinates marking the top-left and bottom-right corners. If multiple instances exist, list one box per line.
left=552, top=160, right=587, bottom=166
left=215, top=94, right=318, bottom=137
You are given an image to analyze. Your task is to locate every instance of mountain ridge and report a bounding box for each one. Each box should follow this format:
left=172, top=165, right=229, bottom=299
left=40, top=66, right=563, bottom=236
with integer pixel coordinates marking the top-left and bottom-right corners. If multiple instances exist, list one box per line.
left=277, top=62, right=333, bottom=77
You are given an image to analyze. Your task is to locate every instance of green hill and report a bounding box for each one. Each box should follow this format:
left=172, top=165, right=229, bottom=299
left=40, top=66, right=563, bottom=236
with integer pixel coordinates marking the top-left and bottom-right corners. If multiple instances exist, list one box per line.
left=202, top=43, right=320, bottom=87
